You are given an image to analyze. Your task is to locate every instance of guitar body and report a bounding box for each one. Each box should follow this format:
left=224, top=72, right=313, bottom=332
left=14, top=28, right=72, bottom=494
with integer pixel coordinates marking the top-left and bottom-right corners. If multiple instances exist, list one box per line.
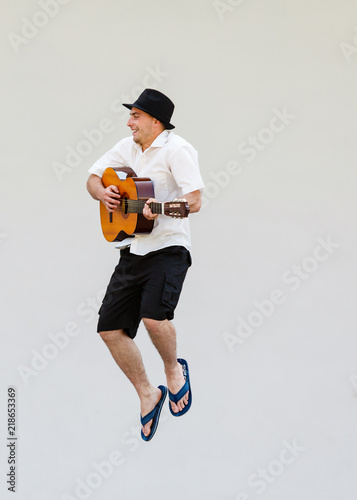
left=100, top=168, right=154, bottom=242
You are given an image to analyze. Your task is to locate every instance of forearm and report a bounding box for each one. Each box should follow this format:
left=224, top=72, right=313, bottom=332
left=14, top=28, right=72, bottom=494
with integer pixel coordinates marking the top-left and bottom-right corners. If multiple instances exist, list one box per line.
left=183, top=190, right=202, bottom=214
left=87, top=174, right=105, bottom=201
left=87, top=173, right=121, bottom=212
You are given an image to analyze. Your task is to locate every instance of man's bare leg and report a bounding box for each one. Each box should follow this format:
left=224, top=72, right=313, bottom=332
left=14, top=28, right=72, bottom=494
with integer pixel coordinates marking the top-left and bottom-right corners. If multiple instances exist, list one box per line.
left=142, top=318, right=189, bottom=413
left=99, top=329, right=162, bottom=437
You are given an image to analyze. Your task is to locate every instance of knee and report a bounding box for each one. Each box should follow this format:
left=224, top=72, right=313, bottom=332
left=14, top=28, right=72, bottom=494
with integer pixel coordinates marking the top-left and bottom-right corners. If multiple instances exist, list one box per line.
left=142, top=317, right=162, bottom=336
left=99, top=330, right=119, bottom=344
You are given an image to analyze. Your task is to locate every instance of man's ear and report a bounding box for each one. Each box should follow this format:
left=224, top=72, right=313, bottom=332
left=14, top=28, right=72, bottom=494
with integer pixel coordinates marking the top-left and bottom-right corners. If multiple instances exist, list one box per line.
left=153, top=119, right=164, bottom=131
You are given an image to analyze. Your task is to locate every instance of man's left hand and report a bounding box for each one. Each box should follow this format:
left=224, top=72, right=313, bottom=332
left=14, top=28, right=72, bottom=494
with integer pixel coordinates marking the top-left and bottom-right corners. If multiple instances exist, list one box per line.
left=143, top=198, right=159, bottom=220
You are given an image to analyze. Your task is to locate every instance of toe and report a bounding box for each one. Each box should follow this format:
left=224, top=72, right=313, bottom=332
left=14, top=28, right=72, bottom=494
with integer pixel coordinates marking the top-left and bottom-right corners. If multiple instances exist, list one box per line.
left=170, top=389, right=190, bottom=413
left=143, top=421, right=152, bottom=436
left=170, top=401, right=178, bottom=413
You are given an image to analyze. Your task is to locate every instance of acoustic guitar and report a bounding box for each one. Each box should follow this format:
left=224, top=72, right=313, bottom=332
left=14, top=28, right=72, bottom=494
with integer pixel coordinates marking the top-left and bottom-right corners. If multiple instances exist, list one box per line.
left=100, top=167, right=190, bottom=242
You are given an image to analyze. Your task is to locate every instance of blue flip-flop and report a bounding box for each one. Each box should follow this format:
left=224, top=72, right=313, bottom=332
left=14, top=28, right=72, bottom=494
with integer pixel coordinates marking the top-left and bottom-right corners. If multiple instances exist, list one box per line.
left=140, top=385, right=167, bottom=442
left=168, top=358, right=192, bottom=417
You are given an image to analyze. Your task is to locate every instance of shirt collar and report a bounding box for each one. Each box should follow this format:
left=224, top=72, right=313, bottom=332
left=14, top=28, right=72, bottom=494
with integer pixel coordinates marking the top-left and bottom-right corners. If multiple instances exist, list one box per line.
left=133, top=130, right=171, bottom=153
left=151, top=129, right=170, bottom=147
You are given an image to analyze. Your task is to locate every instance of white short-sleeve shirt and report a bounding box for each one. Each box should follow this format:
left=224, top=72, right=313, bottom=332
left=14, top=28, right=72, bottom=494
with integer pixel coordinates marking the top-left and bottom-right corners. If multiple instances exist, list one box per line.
left=88, top=130, right=205, bottom=255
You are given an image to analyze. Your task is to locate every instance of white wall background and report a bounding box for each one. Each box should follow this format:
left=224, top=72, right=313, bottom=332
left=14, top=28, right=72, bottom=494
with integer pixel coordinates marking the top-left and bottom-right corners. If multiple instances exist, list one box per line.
left=1, top=1, right=357, bottom=499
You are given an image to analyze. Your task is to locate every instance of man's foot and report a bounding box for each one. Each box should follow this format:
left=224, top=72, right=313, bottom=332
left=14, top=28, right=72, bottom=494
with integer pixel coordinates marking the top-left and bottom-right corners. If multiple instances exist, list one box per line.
left=166, top=359, right=192, bottom=416
left=140, top=386, right=167, bottom=440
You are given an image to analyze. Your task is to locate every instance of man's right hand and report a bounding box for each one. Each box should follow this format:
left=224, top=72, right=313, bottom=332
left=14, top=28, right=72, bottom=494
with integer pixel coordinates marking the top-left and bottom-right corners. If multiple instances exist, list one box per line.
left=100, top=185, right=121, bottom=212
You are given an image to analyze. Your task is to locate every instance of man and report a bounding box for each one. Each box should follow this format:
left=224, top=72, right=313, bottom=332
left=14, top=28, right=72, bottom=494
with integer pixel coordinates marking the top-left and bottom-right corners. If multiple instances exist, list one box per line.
left=87, top=88, right=204, bottom=441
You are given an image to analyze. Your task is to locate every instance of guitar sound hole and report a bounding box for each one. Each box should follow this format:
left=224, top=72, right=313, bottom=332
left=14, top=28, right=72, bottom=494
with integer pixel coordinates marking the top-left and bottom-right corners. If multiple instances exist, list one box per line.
left=122, top=198, right=128, bottom=214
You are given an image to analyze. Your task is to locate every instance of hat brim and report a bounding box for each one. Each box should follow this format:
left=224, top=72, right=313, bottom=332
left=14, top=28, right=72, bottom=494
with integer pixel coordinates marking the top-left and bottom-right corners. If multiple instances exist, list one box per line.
left=122, top=103, right=175, bottom=130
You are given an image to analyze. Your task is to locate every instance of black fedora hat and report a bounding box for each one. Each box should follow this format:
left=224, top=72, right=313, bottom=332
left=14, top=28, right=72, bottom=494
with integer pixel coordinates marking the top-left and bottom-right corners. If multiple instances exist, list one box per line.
left=123, top=88, right=175, bottom=130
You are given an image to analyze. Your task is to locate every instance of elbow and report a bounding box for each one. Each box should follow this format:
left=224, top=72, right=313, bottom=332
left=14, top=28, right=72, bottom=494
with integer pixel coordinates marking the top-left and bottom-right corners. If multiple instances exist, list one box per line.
left=182, top=190, right=202, bottom=214
left=86, top=174, right=95, bottom=193
left=193, top=198, right=202, bottom=214
left=87, top=174, right=102, bottom=200
left=189, top=196, right=202, bottom=214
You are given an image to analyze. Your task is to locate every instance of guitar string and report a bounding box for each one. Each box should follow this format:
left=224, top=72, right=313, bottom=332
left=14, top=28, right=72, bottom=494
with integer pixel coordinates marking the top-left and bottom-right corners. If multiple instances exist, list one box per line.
left=119, top=200, right=184, bottom=207
left=113, top=199, right=186, bottom=215
left=116, top=200, right=162, bottom=214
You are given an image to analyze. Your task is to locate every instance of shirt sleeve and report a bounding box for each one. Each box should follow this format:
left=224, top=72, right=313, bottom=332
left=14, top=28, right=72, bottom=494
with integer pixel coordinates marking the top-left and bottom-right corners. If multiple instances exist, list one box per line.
left=88, top=139, right=128, bottom=178
left=168, top=143, right=205, bottom=197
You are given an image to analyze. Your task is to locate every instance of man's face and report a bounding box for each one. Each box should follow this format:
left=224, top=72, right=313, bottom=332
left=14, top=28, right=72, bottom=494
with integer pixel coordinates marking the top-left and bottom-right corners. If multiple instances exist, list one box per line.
left=127, top=107, right=158, bottom=149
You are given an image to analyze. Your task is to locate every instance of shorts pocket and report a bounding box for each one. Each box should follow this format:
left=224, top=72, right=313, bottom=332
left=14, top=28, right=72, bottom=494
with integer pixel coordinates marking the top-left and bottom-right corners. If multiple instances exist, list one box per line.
left=161, top=276, right=181, bottom=309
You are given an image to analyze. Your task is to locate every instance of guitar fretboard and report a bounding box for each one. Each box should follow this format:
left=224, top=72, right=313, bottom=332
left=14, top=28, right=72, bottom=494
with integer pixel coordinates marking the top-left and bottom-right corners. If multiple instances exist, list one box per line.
left=121, top=199, right=163, bottom=215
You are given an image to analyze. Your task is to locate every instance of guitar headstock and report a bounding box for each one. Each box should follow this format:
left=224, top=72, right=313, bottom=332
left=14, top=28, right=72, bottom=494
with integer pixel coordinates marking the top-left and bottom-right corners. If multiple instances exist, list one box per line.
left=163, top=199, right=190, bottom=218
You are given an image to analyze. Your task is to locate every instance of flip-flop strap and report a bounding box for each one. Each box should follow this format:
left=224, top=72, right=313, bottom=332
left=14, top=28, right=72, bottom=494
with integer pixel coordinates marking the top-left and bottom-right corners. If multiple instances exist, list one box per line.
left=141, top=405, right=158, bottom=426
left=169, top=379, right=189, bottom=404
left=141, top=387, right=167, bottom=426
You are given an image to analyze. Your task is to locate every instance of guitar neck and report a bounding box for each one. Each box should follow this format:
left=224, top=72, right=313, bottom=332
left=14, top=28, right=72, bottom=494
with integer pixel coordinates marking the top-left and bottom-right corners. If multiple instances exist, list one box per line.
left=124, top=199, right=163, bottom=215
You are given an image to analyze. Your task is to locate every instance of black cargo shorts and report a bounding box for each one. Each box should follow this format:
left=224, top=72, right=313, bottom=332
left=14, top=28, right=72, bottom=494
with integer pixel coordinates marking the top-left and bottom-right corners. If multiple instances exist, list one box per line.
left=97, top=245, right=192, bottom=339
